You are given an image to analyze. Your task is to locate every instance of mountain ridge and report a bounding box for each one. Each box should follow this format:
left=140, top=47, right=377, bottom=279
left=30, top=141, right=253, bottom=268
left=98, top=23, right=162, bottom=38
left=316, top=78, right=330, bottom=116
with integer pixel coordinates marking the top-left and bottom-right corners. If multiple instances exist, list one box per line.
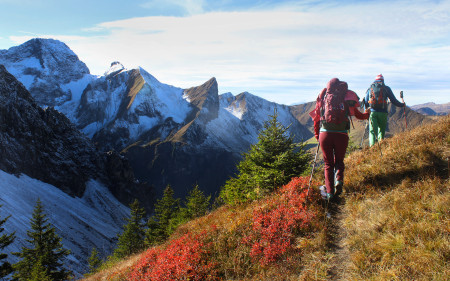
left=0, top=38, right=313, bottom=200
left=410, top=101, right=449, bottom=116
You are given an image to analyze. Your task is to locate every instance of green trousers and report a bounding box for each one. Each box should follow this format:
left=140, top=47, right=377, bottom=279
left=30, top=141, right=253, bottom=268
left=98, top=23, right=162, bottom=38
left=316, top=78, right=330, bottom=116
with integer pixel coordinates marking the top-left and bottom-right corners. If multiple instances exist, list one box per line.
left=369, top=112, right=388, bottom=147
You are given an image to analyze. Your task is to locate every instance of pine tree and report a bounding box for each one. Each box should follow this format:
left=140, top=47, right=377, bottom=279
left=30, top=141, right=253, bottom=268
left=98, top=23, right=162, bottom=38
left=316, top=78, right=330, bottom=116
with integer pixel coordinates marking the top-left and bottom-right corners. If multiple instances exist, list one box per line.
left=114, top=199, right=146, bottom=259
left=0, top=204, right=15, bottom=278
left=88, top=247, right=102, bottom=273
left=146, top=185, right=180, bottom=245
left=220, top=109, right=311, bottom=204
left=29, top=260, right=52, bottom=281
left=163, top=184, right=211, bottom=235
left=185, top=184, right=210, bottom=219
left=13, top=199, right=71, bottom=280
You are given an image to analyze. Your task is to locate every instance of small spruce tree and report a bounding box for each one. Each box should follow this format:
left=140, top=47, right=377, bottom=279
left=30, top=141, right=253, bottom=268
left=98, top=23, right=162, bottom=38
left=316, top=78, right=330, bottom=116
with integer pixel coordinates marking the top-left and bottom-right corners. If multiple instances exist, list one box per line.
left=220, top=109, right=311, bottom=204
left=0, top=204, right=15, bottom=278
left=88, top=247, right=102, bottom=274
left=166, top=184, right=212, bottom=234
left=13, top=199, right=71, bottom=280
left=185, top=184, right=211, bottom=219
left=114, top=199, right=146, bottom=259
left=146, top=185, right=180, bottom=245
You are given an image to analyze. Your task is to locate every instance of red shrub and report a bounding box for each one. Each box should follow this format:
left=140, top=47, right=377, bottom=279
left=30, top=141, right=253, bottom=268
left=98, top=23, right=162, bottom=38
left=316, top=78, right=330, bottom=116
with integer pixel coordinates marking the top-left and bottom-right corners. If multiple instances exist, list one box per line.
left=243, top=177, right=319, bottom=266
left=129, top=233, right=220, bottom=281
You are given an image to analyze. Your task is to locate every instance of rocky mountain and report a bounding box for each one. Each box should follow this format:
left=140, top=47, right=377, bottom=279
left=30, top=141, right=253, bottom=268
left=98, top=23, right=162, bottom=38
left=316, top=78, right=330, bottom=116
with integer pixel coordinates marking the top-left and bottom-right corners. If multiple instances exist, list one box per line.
left=0, top=64, right=98, bottom=196
left=0, top=38, right=93, bottom=107
left=0, top=64, right=152, bottom=206
left=0, top=38, right=312, bottom=200
left=0, top=64, right=158, bottom=276
left=410, top=102, right=449, bottom=116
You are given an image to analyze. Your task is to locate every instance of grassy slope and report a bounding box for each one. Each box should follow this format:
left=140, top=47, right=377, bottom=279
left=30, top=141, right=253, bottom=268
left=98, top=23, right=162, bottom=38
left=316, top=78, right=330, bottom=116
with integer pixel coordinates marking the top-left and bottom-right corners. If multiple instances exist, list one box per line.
left=83, top=116, right=448, bottom=281
left=337, top=115, right=449, bottom=280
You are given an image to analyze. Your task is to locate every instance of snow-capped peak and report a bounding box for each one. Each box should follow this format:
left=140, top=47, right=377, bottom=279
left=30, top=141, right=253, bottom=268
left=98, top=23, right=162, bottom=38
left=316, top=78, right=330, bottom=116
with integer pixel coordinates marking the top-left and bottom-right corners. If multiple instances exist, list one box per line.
left=105, top=61, right=125, bottom=77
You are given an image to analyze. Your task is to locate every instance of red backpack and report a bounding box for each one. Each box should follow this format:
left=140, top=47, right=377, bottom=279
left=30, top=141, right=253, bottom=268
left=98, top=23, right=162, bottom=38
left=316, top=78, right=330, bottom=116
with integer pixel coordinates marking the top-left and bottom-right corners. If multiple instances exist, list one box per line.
left=319, top=78, right=349, bottom=131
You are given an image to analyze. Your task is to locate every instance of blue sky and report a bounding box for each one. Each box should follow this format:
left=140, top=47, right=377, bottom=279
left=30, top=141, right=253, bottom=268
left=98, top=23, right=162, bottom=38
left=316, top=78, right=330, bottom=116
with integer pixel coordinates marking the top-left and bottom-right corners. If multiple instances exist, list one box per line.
left=1, top=0, right=449, bottom=106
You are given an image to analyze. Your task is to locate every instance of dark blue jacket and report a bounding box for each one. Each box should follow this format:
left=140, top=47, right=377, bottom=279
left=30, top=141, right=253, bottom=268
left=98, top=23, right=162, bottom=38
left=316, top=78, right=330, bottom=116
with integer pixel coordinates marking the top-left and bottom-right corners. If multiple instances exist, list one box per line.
left=363, top=81, right=405, bottom=112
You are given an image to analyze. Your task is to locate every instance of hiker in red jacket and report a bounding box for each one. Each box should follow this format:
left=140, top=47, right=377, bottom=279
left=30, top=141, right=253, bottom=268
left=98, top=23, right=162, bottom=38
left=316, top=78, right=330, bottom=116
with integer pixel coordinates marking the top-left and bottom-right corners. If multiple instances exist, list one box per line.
left=311, top=78, right=370, bottom=201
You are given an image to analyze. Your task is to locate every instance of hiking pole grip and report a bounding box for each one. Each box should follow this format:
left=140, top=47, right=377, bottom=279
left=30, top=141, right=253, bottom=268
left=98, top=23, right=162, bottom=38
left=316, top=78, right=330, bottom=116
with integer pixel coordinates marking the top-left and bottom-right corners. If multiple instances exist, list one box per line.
left=400, top=91, right=408, bottom=129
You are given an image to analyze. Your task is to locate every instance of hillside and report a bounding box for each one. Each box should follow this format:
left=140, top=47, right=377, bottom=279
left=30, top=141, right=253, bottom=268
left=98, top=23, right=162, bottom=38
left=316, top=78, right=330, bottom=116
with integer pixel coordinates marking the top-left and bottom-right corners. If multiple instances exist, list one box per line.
left=411, top=102, right=450, bottom=116
left=83, top=116, right=449, bottom=280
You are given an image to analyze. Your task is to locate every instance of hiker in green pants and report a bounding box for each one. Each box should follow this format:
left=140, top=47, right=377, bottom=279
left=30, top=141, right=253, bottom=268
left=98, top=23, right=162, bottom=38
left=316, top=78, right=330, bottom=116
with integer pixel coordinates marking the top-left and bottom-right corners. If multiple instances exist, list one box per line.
left=363, top=74, right=405, bottom=147
left=368, top=111, right=388, bottom=146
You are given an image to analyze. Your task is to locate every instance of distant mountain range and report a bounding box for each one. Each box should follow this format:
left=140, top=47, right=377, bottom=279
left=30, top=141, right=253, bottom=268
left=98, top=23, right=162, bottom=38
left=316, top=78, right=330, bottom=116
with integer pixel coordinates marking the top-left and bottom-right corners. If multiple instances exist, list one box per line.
left=0, top=38, right=312, bottom=202
left=410, top=102, right=449, bottom=116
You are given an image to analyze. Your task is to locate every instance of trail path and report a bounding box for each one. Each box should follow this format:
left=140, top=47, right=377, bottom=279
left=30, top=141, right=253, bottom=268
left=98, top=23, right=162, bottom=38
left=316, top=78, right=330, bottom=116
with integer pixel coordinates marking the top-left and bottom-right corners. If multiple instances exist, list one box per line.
left=326, top=200, right=352, bottom=281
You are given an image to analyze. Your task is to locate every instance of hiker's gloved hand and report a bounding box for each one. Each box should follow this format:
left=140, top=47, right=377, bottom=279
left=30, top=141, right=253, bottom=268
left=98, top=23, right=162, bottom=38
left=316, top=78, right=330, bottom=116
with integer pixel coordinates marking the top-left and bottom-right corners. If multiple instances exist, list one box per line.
left=403, top=102, right=406, bottom=107
left=315, top=134, right=319, bottom=141
left=365, top=108, right=371, bottom=113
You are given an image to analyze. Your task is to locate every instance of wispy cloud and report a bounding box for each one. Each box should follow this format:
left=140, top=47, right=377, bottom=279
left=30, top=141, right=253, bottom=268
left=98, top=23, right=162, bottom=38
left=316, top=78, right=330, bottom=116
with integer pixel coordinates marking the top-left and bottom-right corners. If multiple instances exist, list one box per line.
left=8, top=0, right=450, bottom=105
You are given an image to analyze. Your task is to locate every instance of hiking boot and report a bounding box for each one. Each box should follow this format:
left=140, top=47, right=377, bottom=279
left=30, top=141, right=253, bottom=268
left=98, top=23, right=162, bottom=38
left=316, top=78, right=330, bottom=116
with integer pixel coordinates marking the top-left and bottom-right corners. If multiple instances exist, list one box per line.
left=335, top=181, right=343, bottom=197
left=319, top=186, right=334, bottom=201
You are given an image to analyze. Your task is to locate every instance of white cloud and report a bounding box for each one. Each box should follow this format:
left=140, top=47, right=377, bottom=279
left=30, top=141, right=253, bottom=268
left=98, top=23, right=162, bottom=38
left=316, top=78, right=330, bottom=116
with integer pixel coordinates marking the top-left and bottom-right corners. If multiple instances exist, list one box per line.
left=8, top=0, right=450, bottom=105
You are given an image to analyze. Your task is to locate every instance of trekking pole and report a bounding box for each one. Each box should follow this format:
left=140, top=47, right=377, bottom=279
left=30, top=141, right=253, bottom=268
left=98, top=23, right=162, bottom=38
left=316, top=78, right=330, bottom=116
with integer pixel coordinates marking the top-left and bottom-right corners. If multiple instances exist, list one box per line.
left=306, top=143, right=320, bottom=199
left=349, top=115, right=355, bottom=129
left=400, top=91, right=408, bottom=129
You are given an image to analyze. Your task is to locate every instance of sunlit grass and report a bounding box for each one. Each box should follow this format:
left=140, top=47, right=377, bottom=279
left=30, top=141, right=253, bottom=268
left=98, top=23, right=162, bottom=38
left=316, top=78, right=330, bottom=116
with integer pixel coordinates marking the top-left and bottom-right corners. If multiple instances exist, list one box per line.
left=337, top=115, right=449, bottom=280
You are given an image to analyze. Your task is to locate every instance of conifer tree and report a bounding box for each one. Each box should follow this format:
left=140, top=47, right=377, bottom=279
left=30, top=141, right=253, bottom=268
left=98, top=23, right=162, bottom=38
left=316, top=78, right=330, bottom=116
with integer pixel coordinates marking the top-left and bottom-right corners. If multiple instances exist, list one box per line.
left=146, top=185, right=180, bottom=245
left=0, top=205, right=15, bottom=278
left=13, top=199, right=71, bottom=280
left=29, top=261, right=52, bottom=281
left=165, top=184, right=211, bottom=234
left=220, top=109, right=311, bottom=204
left=88, top=247, right=102, bottom=273
left=114, top=199, right=146, bottom=259
left=185, top=184, right=210, bottom=219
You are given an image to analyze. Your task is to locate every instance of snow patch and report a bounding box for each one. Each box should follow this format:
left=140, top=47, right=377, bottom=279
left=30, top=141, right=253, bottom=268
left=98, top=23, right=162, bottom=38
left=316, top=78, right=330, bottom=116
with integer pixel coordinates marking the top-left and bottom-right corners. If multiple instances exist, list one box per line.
left=0, top=170, right=129, bottom=277
left=105, top=62, right=125, bottom=76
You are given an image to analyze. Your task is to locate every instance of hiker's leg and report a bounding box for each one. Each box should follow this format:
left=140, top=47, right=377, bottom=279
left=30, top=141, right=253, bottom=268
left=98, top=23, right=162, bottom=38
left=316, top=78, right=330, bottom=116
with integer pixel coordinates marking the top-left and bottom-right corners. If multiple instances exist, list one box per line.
left=369, top=113, right=378, bottom=146
left=378, top=112, right=388, bottom=140
left=319, top=132, right=335, bottom=194
left=334, top=133, right=349, bottom=184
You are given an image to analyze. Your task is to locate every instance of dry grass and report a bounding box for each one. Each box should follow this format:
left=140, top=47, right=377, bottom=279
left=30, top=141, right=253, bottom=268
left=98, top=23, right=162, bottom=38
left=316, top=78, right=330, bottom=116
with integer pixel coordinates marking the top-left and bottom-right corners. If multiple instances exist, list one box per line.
left=342, top=177, right=449, bottom=280
left=335, top=115, right=450, bottom=280
left=344, top=115, right=449, bottom=194
left=83, top=253, right=141, bottom=281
